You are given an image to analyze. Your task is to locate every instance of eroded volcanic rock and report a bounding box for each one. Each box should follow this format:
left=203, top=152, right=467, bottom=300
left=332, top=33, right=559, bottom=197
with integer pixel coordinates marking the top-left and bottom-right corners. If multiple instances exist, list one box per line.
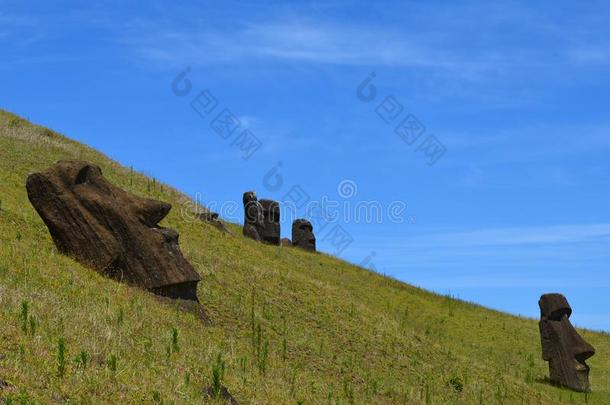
left=26, top=160, right=201, bottom=301
left=292, top=219, right=316, bottom=252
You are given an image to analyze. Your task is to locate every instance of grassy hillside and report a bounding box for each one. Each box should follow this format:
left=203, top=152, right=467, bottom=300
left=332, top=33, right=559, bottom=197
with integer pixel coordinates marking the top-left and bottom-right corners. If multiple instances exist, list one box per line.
left=0, top=109, right=608, bottom=404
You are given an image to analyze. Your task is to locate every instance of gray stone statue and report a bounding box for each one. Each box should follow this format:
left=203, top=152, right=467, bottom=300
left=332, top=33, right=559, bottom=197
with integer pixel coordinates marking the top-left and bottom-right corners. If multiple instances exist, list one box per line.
left=539, top=293, right=595, bottom=392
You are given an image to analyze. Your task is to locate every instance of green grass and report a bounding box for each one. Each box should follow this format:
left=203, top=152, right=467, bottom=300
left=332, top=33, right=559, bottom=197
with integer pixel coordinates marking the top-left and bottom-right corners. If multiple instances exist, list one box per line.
left=0, top=109, right=608, bottom=404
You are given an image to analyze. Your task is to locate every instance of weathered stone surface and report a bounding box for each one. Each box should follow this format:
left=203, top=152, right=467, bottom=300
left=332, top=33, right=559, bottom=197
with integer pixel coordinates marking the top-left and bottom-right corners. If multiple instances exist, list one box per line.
left=259, top=199, right=280, bottom=245
left=242, top=191, right=263, bottom=241
left=281, top=238, right=292, bottom=247
left=539, top=293, right=595, bottom=392
left=292, top=219, right=316, bottom=252
left=26, top=160, right=201, bottom=301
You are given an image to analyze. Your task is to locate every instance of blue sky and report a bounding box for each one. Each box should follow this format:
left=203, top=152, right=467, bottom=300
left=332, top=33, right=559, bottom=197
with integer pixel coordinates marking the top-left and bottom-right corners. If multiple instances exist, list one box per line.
left=2, top=1, right=610, bottom=331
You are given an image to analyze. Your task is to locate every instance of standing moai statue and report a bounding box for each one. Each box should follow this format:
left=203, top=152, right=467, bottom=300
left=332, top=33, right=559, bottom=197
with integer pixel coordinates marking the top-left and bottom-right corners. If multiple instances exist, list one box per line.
left=538, top=293, right=595, bottom=392
left=258, top=199, right=281, bottom=245
left=242, top=192, right=280, bottom=245
left=292, top=219, right=316, bottom=252
left=242, top=191, right=263, bottom=241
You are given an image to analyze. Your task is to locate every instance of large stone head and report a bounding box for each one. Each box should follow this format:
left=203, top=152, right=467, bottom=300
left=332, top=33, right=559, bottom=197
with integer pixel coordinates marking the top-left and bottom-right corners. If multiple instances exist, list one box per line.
left=538, top=293, right=595, bottom=392
left=26, top=160, right=200, bottom=301
left=292, top=219, right=316, bottom=252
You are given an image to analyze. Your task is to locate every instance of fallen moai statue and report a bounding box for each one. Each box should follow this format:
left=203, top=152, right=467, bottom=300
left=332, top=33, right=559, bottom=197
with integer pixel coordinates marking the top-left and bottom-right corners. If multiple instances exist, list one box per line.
left=26, top=160, right=201, bottom=301
left=292, top=219, right=316, bottom=252
left=539, top=293, right=595, bottom=392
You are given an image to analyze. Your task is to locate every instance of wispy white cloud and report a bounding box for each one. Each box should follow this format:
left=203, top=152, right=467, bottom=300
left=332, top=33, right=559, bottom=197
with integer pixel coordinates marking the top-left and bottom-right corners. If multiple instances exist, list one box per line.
left=116, top=2, right=610, bottom=80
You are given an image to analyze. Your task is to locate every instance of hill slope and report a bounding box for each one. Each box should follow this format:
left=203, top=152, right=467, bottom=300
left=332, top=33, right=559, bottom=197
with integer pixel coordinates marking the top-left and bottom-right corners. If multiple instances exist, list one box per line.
left=0, top=109, right=608, bottom=404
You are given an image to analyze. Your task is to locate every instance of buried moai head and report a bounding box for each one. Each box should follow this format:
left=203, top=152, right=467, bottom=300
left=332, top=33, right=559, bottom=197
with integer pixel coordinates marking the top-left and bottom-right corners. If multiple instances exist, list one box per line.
left=538, top=293, right=595, bottom=392
left=292, top=219, right=316, bottom=252
left=26, top=160, right=201, bottom=301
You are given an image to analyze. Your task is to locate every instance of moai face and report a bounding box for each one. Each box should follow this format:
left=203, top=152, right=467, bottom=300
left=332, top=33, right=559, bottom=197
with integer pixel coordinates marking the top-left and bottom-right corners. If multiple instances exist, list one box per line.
left=258, top=199, right=281, bottom=245
left=292, top=219, right=316, bottom=251
left=539, top=293, right=595, bottom=392
left=26, top=160, right=201, bottom=301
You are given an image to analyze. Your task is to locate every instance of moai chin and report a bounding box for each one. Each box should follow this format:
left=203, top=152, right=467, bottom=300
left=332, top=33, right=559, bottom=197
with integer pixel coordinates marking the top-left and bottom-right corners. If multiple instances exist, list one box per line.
left=292, top=219, right=316, bottom=252
left=538, top=293, right=595, bottom=392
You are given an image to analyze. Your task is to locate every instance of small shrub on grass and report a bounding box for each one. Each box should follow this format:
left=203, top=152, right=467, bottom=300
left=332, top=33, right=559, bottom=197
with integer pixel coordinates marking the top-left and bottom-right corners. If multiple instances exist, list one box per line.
left=152, top=391, right=163, bottom=404
left=166, top=327, right=179, bottom=356
left=19, top=301, right=29, bottom=333
left=28, top=316, right=37, bottom=336
left=447, top=376, right=464, bottom=393
left=107, top=353, right=118, bottom=373
left=525, top=353, right=535, bottom=384
left=74, top=350, right=89, bottom=369
left=57, top=337, right=67, bottom=377
left=116, top=308, right=124, bottom=327
left=238, top=355, right=247, bottom=373
left=254, top=324, right=269, bottom=375
left=211, top=353, right=225, bottom=398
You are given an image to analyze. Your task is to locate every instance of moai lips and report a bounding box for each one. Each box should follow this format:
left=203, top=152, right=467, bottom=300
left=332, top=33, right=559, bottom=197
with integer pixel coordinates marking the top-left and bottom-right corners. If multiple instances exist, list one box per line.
left=26, top=160, right=201, bottom=301
left=539, top=293, right=596, bottom=392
